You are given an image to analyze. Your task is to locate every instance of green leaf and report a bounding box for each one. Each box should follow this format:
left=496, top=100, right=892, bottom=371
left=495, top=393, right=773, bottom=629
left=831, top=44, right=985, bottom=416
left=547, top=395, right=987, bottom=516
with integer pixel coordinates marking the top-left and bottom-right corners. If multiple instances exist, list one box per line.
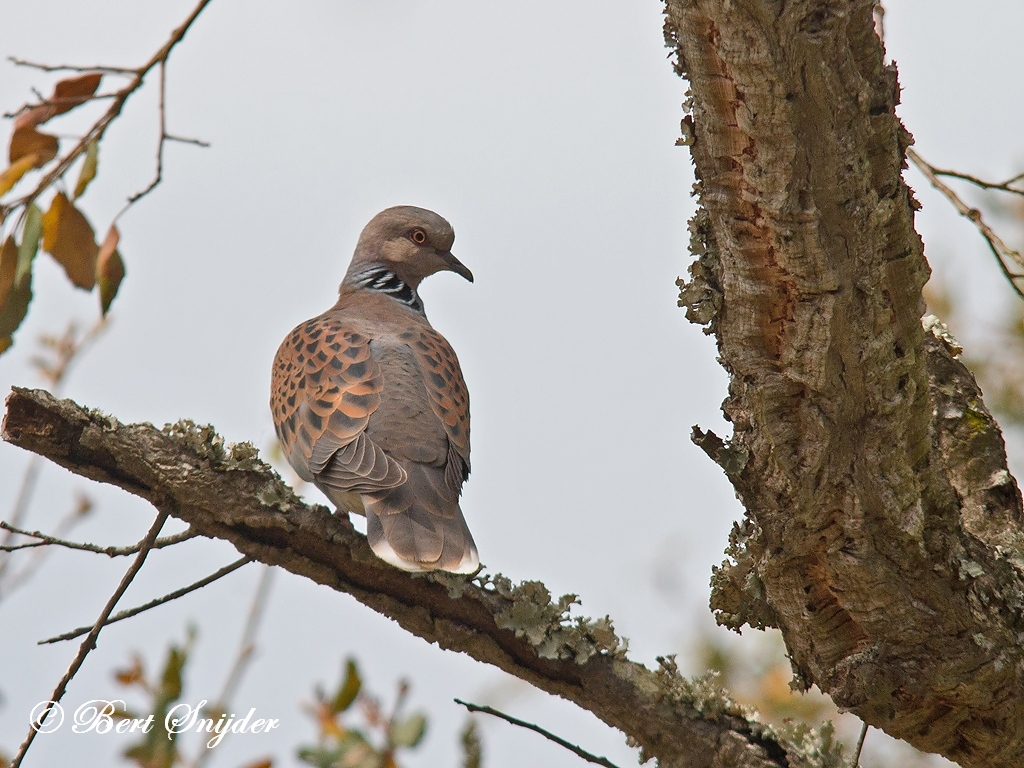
left=331, top=658, right=361, bottom=714
left=159, top=645, right=186, bottom=702
left=390, top=712, right=427, bottom=748
left=17, top=204, right=42, bottom=286
left=0, top=236, right=32, bottom=355
left=73, top=140, right=99, bottom=200
left=460, top=718, right=482, bottom=768
left=96, top=226, right=125, bottom=316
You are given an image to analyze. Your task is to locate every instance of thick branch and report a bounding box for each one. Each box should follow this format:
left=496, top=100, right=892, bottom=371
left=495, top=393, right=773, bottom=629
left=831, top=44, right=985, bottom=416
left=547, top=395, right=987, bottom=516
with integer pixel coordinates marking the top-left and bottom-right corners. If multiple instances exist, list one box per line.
left=666, top=1, right=1024, bottom=766
left=2, top=387, right=840, bottom=768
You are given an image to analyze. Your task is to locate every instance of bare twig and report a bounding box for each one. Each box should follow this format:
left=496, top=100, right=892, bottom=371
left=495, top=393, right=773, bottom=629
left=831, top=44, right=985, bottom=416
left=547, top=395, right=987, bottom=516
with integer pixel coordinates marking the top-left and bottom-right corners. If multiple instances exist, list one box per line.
left=851, top=721, right=869, bottom=768
left=930, top=166, right=1024, bottom=197
left=9, top=56, right=138, bottom=75
left=0, top=0, right=214, bottom=220
left=30, top=318, right=107, bottom=389
left=165, top=134, right=210, bottom=148
left=0, top=520, right=196, bottom=556
left=0, top=456, right=42, bottom=578
left=39, top=555, right=252, bottom=644
left=117, top=50, right=210, bottom=217
left=454, top=699, right=621, bottom=768
left=121, top=61, right=166, bottom=211
left=908, top=147, right=1024, bottom=299
left=0, top=319, right=108, bottom=588
left=0, top=495, right=93, bottom=598
left=8, top=510, right=169, bottom=768
left=188, top=563, right=274, bottom=768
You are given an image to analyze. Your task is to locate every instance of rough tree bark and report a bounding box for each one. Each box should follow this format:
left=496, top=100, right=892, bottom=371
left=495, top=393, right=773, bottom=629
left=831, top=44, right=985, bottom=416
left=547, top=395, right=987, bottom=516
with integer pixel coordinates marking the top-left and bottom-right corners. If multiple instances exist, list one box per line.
left=667, top=0, right=1024, bottom=766
left=3, top=2, right=1023, bottom=768
left=3, top=387, right=837, bottom=768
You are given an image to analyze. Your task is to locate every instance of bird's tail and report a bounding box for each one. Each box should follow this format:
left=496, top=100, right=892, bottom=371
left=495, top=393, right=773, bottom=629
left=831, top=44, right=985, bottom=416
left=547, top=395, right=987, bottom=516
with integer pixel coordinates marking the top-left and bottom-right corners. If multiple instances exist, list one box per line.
left=362, top=464, right=478, bottom=574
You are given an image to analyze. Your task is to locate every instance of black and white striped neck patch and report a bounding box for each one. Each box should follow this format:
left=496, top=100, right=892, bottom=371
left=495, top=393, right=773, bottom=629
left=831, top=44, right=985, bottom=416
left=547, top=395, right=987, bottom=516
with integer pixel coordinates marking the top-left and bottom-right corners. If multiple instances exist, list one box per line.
left=353, top=267, right=423, bottom=313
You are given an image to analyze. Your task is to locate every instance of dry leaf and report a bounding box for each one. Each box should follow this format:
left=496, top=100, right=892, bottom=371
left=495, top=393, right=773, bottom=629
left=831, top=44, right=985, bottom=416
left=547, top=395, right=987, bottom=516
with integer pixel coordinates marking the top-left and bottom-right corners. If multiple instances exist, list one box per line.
left=10, top=73, right=102, bottom=167
left=41, top=192, right=99, bottom=290
left=96, top=225, right=125, bottom=315
left=14, top=72, right=103, bottom=131
left=0, top=154, right=39, bottom=196
left=9, top=127, right=58, bottom=167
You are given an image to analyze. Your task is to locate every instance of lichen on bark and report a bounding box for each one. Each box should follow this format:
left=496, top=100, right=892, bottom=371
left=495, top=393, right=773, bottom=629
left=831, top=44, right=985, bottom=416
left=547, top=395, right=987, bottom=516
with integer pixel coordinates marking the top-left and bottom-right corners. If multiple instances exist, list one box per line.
left=666, top=0, right=1024, bottom=765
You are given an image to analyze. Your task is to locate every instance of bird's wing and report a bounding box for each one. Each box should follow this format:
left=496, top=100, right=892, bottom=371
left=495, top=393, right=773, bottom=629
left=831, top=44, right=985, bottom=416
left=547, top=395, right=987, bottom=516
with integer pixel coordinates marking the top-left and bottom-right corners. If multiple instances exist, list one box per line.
left=397, top=325, right=472, bottom=491
left=271, top=315, right=407, bottom=492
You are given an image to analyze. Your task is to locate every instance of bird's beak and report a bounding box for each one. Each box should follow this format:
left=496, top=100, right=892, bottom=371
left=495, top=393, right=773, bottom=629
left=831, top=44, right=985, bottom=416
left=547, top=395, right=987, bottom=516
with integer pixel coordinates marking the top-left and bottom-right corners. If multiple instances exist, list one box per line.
left=441, top=251, right=474, bottom=282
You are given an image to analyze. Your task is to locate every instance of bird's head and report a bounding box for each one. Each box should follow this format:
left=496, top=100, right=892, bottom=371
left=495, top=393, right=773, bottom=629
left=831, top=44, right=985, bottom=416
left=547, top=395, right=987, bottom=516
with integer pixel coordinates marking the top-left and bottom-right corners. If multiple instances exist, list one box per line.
left=346, top=206, right=473, bottom=289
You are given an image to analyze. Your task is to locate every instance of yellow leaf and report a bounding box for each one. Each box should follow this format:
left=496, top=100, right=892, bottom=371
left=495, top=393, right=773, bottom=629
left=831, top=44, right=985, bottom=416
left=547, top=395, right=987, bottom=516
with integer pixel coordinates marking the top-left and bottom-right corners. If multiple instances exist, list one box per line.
left=73, top=141, right=99, bottom=200
left=97, top=225, right=125, bottom=315
left=0, top=154, right=39, bottom=197
left=42, top=192, right=98, bottom=290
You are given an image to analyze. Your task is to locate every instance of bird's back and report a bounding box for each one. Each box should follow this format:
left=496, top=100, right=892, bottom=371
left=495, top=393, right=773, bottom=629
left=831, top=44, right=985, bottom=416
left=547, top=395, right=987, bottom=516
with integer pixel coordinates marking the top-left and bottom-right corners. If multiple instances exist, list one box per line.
left=271, top=289, right=477, bottom=572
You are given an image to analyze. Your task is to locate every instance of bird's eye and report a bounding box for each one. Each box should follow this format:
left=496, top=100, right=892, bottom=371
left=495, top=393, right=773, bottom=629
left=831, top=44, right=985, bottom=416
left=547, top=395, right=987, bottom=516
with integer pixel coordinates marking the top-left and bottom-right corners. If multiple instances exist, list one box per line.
left=411, top=228, right=427, bottom=244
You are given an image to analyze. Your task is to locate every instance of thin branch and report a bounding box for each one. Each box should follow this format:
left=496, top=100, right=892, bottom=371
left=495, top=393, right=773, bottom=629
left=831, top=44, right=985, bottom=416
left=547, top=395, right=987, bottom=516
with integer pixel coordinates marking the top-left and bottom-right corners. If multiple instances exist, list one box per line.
left=8, top=510, right=169, bottom=768
left=930, top=166, right=1024, bottom=197
left=120, top=61, right=167, bottom=212
left=908, top=147, right=1024, bottom=299
left=2, top=92, right=118, bottom=120
left=0, top=319, right=108, bottom=588
left=188, top=564, right=274, bottom=768
left=0, top=495, right=92, bottom=598
left=0, top=0, right=214, bottom=220
left=165, top=134, right=210, bottom=148
left=454, top=699, right=621, bottom=768
left=0, top=387, right=825, bottom=768
left=0, top=520, right=196, bottom=556
left=39, top=555, right=253, bottom=644
left=851, top=722, right=869, bottom=768
left=8, top=56, right=138, bottom=75
left=31, top=318, right=108, bottom=390
left=0, top=456, right=42, bottom=580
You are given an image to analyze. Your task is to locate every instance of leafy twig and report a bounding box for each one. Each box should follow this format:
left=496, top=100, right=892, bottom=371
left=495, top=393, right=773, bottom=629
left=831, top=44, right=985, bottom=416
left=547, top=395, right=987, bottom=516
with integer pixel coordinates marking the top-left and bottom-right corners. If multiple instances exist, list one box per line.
left=0, top=0, right=214, bottom=220
left=454, top=698, right=621, bottom=768
left=8, top=510, right=170, bottom=768
left=38, top=555, right=252, bottom=644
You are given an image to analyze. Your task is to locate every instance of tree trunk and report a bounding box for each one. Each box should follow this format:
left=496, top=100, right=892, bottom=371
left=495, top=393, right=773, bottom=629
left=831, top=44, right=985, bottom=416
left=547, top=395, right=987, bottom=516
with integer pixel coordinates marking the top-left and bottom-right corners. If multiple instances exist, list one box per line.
left=4, top=2, right=1024, bottom=767
left=667, top=1, right=1024, bottom=766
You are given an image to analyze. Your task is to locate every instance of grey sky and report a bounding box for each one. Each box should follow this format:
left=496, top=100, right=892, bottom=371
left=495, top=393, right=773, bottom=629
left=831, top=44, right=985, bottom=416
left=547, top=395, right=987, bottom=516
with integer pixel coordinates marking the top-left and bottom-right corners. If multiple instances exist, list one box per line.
left=0, top=2, right=1018, bottom=767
